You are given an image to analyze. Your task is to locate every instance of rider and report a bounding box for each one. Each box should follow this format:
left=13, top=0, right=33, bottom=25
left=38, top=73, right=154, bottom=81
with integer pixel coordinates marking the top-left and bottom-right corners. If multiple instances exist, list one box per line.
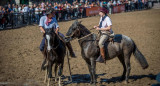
left=39, top=8, right=76, bottom=58
left=94, top=8, right=113, bottom=63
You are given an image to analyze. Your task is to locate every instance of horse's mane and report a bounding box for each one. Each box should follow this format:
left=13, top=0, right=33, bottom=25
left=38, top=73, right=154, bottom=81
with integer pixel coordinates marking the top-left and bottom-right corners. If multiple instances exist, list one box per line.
left=78, top=24, right=91, bottom=34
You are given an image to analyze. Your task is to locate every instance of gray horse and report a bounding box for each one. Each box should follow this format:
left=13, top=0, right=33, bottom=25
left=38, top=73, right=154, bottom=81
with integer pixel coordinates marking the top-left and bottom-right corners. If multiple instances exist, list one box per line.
left=66, top=20, right=149, bottom=85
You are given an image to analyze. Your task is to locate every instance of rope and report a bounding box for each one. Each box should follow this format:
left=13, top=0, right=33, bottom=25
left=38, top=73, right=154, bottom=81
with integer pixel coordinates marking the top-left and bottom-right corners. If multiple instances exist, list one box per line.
left=66, top=48, right=72, bottom=82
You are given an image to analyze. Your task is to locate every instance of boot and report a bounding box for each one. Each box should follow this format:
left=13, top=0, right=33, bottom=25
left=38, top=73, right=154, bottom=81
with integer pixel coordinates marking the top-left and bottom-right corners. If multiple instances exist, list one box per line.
left=96, top=47, right=106, bottom=63
left=66, top=42, right=76, bottom=58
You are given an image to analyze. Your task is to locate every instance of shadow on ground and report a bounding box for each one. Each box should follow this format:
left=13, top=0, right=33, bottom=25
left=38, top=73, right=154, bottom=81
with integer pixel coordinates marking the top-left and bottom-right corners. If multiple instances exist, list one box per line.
left=63, top=73, right=156, bottom=85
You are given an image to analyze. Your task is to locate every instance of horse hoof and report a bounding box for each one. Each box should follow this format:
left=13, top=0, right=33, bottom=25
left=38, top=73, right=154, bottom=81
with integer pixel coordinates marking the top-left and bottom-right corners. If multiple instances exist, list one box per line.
left=91, top=84, right=96, bottom=86
left=120, top=77, right=125, bottom=81
left=44, top=79, right=47, bottom=83
left=123, top=81, right=128, bottom=84
left=90, top=81, right=93, bottom=84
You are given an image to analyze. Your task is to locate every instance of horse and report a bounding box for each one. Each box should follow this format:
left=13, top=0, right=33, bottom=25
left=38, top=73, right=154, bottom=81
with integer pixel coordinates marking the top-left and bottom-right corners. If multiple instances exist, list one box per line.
left=65, top=20, right=149, bottom=85
left=42, top=28, right=66, bottom=86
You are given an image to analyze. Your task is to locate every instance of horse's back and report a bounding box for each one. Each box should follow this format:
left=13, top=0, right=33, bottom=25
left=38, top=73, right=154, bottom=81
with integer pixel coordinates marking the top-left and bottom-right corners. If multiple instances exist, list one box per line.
left=105, top=34, right=134, bottom=59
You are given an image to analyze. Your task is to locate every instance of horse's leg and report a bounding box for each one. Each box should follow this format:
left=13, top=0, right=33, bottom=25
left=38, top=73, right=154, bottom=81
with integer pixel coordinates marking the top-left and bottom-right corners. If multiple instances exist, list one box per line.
left=90, top=58, right=96, bottom=85
left=44, top=67, right=48, bottom=83
left=124, top=54, right=131, bottom=84
left=86, top=60, right=93, bottom=84
left=41, top=58, right=47, bottom=70
left=54, top=63, right=58, bottom=82
left=118, top=54, right=126, bottom=81
left=58, top=62, right=64, bottom=86
left=47, top=61, right=53, bottom=86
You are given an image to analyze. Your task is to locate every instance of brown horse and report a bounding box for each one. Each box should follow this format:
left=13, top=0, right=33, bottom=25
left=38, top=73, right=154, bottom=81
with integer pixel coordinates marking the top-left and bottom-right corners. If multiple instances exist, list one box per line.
left=66, top=20, right=149, bottom=86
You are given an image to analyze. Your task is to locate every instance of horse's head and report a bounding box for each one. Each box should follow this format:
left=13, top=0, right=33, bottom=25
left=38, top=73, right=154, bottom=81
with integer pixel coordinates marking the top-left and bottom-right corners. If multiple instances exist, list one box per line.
left=66, top=20, right=82, bottom=41
left=44, top=28, right=57, bottom=52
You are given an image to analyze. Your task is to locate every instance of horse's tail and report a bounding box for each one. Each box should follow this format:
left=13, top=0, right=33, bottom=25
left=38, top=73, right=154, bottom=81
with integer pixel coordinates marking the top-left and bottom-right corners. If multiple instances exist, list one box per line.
left=133, top=42, right=149, bottom=69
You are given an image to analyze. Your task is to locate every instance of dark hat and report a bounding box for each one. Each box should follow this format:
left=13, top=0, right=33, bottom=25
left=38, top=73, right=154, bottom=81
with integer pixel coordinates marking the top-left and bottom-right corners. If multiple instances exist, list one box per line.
left=99, top=8, right=107, bottom=14
left=46, top=8, right=55, bottom=15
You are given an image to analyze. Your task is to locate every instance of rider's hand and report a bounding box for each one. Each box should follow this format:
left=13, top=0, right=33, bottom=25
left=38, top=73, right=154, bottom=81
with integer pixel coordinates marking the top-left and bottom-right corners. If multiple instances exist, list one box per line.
left=55, top=30, right=58, bottom=34
left=94, top=26, right=97, bottom=29
left=96, top=27, right=100, bottom=30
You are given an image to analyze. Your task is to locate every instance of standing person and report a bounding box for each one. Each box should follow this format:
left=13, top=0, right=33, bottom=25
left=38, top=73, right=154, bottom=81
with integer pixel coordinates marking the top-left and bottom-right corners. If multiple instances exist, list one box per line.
left=93, top=8, right=114, bottom=63
left=29, top=6, right=35, bottom=23
left=39, top=8, right=76, bottom=58
left=0, top=6, right=3, bottom=29
left=35, top=6, right=40, bottom=24
left=13, top=5, right=18, bottom=12
left=18, top=5, right=22, bottom=12
left=1, top=7, right=6, bottom=29
left=107, top=1, right=113, bottom=15
left=125, top=0, right=129, bottom=12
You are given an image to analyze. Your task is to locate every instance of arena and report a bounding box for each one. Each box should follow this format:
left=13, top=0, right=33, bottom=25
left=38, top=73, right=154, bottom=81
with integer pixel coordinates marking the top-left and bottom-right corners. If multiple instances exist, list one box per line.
left=0, top=9, right=160, bottom=86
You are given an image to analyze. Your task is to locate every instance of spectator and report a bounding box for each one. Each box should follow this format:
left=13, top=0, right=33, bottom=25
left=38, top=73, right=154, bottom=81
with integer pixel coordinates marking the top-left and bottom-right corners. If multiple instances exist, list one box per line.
left=29, top=6, right=35, bottom=23
left=1, top=7, right=6, bottom=29
left=117, top=0, right=122, bottom=5
left=22, top=4, right=29, bottom=13
left=13, top=5, right=18, bottom=12
left=0, top=1, right=151, bottom=29
left=131, top=0, right=135, bottom=11
left=18, top=5, right=22, bottom=12
left=113, top=0, right=117, bottom=6
left=35, top=6, right=40, bottom=24
left=100, top=1, right=103, bottom=7
left=128, top=0, right=131, bottom=11
left=125, top=0, right=129, bottom=12
left=0, top=6, right=3, bottom=29
left=107, top=1, right=113, bottom=15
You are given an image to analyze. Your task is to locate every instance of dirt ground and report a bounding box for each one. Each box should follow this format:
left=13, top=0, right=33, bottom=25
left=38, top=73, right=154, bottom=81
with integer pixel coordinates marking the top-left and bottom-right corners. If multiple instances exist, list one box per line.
left=0, top=9, right=160, bottom=86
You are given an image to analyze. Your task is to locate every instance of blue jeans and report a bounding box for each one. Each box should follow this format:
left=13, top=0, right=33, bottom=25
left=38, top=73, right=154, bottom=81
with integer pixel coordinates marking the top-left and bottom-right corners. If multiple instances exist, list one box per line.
left=35, top=14, right=39, bottom=24
left=40, top=37, right=45, bottom=51
left=39, top=32, right=65, bottom=51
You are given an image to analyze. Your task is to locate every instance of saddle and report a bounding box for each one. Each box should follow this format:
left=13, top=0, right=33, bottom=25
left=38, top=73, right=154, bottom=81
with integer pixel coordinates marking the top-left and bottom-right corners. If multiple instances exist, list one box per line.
left=95, top=33, right=115, bottom=43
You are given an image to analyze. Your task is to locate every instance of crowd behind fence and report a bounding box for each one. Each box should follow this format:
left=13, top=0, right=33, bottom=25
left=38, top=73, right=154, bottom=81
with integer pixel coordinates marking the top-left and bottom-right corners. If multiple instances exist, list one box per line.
left=0, top=0, right=154, bottom=29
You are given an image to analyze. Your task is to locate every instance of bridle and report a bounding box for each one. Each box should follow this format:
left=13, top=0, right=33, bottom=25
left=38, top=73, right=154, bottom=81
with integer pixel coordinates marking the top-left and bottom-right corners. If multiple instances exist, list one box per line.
left=67, top=25, right=93, bottom=41
left=66, top=26, right=81, bottom=40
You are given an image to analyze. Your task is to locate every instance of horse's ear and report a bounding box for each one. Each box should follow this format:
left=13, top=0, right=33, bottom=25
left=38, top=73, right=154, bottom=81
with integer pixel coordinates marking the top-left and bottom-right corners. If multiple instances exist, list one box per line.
left=74, top=19, right=78, bottom=24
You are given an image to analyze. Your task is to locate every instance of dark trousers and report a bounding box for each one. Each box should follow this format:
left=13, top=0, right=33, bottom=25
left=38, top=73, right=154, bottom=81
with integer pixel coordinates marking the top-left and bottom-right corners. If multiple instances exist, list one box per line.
left=40, top=37, right=45, bottom=51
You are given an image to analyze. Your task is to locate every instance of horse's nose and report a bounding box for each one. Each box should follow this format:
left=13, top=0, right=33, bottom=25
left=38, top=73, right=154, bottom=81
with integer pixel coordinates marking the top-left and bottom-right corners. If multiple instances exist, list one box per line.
left=47, top=50, right=50, bottom=52
left=47, top=45, right=52, bottom=51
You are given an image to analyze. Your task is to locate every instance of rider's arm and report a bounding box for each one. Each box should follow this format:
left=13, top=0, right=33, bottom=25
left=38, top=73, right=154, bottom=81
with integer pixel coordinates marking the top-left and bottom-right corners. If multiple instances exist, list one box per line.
left=55, top=19, right=59, bottom=34
left=40, top=26, right=45, bottom=33
left=97, top=25, right=112, bottom=31
left=55, top=27, right=59, bottom=34
left=39, top=16, right=45, bottom=33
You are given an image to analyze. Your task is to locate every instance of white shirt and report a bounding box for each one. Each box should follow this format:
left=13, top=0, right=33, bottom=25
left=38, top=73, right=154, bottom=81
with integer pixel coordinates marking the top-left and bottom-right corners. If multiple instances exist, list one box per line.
left=113, top=1, right=117, bottom=6
left=35, top=8, right=39, bottom=14
left=18, top=7, right=21, bottom=12
left=23, top=6, right=29, bottom=12
left=99, top=16, right=113, bottom=34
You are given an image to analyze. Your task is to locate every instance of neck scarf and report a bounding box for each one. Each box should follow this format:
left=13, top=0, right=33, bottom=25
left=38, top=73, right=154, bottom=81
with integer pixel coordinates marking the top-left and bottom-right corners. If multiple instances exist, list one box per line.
left=45, top=16, right=52, bottom=26
left=99, top=15, right=107, bottom=28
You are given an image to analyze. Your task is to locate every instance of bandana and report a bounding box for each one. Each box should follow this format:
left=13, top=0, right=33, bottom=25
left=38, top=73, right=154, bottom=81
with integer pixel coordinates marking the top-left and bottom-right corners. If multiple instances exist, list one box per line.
left=45, top=17, right=53, bottom=26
